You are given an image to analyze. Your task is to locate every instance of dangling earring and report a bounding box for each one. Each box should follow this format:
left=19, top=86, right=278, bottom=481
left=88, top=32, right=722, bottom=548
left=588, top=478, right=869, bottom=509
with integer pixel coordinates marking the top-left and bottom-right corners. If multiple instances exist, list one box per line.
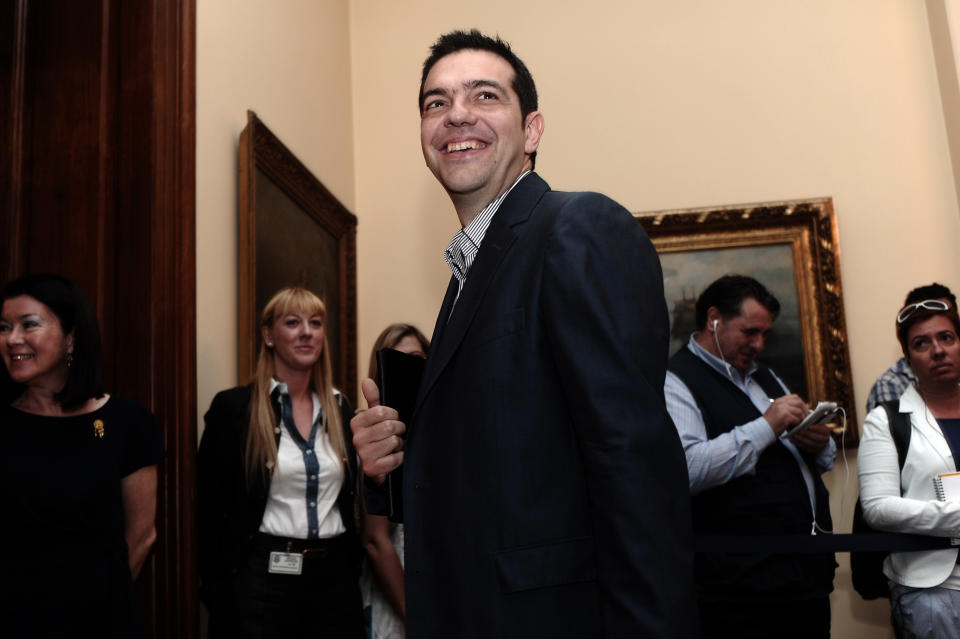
left=66, top=353, right=73, bottom=368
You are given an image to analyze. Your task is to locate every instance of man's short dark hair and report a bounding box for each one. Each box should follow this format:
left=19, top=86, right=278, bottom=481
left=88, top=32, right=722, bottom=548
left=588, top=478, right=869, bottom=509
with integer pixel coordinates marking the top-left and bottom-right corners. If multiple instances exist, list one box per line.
left=904, top=282, right=956, bottom=309
left=695, top=274, right=781, bottom=329
left=419, top=29, right=539, bottom=167
left=0, top=273, right=104, bottom=409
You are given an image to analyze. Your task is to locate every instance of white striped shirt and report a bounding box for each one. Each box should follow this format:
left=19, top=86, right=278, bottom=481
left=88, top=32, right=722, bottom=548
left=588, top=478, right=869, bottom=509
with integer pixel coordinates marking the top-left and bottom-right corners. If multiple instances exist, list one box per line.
left=443, top=171, right=531, bottom=308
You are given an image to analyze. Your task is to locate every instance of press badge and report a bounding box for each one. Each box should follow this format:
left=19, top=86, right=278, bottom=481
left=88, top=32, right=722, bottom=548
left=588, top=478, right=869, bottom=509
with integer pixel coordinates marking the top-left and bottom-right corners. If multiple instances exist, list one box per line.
left=268, top=551, right=303, bottom=575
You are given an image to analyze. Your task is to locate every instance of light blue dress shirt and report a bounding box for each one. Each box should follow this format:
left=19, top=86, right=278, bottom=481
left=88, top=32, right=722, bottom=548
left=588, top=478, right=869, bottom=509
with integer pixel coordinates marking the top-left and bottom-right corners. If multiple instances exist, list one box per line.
left=665, top=335, right=836, bottom=521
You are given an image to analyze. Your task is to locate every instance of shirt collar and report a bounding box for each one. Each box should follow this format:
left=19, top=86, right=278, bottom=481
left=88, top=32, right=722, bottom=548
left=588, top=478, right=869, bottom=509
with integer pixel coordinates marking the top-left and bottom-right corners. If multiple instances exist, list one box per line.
left=269, top=378, right=287, bottom=397
left=268, top=378, right=340, bottom=397
left=894, top=357, right=917, bottom=382
left=686, top=332, right=759, bottom=384
left=443, top=171, right=531, bottom=280
left=268, top=378, right=326, bottom=420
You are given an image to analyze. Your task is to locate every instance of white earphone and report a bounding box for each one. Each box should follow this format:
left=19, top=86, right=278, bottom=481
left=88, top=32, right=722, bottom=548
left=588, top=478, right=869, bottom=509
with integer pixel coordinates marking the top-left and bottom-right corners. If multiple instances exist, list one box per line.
left=711, top=317, right=732, bottom=374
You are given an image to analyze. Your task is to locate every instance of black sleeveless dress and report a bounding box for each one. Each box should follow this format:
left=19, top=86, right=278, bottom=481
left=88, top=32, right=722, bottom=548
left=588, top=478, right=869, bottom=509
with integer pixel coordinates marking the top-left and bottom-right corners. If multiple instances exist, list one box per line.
left=0, top=397, right=164, bottom=638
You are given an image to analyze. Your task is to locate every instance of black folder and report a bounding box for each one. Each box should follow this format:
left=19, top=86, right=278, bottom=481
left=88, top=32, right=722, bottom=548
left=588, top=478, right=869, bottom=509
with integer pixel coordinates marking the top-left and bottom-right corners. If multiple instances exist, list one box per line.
left=376, top=348, right=425, bottom=522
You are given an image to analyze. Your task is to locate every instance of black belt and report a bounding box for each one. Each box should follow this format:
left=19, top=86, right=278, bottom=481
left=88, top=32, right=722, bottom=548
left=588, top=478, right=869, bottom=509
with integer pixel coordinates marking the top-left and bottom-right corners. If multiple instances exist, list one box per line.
left=250, top=532, right=350, bottom=559
left=695, top=533, right=954, bottom=554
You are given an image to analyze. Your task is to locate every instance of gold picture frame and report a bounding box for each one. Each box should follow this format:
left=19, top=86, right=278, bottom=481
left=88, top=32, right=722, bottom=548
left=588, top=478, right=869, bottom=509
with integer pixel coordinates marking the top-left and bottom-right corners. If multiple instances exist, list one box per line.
left=635, top=197, right=857, bottom=445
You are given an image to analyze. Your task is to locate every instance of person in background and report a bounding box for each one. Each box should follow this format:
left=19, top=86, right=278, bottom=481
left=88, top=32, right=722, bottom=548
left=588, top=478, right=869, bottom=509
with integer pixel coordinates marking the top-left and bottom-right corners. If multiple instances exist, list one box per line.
left=859, top=298, right=960, bottom=639
left=360, top=323, right=430, bottom=639
left=866, top=283, right=956, bottom=412
left=664, top=274, right=837, bottom=639
left=198, top=287, right=362, bottom=638
left=0, top=273, right=163, bottom=638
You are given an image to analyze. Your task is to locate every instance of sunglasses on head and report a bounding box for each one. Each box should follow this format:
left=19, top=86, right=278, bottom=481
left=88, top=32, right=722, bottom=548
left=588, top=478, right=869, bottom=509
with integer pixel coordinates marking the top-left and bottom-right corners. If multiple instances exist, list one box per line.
left=896, top=299, right=950, bottom=324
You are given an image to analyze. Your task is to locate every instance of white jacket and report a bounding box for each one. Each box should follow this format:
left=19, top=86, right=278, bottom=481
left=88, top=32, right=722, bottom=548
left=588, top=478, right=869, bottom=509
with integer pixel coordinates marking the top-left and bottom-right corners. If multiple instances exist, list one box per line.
left=858, top=384, right=960, bottom=587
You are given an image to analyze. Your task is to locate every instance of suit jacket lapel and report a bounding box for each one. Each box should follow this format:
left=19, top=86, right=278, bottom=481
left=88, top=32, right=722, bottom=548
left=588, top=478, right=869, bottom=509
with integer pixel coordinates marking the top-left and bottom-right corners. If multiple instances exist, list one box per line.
left=902, top=385, right=955, bottom=466
left=429, top=276, right=458, bottom=349
left=416, top=275, right=458, bottom=410
left=414, top=173, right=550, bottom=413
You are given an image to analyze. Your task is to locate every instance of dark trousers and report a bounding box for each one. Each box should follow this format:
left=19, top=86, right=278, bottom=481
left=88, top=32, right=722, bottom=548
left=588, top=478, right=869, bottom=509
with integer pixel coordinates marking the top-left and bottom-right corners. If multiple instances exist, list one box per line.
left=698, top=595, right=830, bottom=639
left=209, top=533, right=364, bottom=639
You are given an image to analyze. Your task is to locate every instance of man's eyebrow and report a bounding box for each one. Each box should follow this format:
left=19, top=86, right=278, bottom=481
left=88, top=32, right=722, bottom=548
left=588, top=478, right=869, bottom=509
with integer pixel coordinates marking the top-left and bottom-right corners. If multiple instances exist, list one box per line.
left=421, top=79, right=508, bottom=105
left=421, top=87, right=450, bottom=105
left=465, top=79, right=507, bottom=93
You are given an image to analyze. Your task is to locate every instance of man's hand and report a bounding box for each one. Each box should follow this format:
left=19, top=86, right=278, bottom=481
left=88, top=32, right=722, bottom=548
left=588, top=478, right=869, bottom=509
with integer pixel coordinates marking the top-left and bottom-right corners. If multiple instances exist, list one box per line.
left=351, top=378, right=406, bottom=484
left=763, top=394, right=809, bottom=436
left=790, top=422, right=832, bottom=453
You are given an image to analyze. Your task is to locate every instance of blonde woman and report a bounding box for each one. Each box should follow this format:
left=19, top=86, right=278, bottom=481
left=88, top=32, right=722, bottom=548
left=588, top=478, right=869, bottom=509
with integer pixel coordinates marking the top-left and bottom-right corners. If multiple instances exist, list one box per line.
left=360, top=323, right=429, bottom=639
left=199, top=287, right=362, bottom=638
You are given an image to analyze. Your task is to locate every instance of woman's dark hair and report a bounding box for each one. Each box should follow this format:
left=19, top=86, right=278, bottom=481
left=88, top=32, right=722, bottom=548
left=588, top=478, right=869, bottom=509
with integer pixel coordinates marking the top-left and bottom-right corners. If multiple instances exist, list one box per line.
left=1, top=274, right=104, bottom=408
left=694, top=274, right=781, bottom=329
left=903, top=282, right=957, bottom=309
left=367, top=323, right=430, bottom=382
left=896, top=305, right=960, bottom=358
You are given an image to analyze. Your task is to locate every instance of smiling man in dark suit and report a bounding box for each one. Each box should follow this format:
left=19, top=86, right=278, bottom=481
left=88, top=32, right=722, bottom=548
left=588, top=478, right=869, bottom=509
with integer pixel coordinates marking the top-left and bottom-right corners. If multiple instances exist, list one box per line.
left=351, top=29, right=696, bottom=639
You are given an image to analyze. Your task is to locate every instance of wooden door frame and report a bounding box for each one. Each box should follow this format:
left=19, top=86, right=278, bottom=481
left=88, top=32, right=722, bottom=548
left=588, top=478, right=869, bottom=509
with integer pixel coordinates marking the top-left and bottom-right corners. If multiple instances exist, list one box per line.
left=148, top=1, right=198, bottom=636
left=3, top=1, right=198, bottom=636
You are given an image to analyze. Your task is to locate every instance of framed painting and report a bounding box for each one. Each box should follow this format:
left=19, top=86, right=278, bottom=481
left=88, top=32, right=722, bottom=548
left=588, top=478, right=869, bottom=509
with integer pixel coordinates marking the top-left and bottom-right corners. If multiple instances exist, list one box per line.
left=635, top=198, right=858, bottom=445
left=238, top=111, right=358, bottom=403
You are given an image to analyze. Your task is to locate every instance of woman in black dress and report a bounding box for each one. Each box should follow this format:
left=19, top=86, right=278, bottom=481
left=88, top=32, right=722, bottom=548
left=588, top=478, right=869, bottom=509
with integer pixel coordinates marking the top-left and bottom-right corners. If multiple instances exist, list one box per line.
left=0, top=274, right=164, bottom=637
left=199, top=286, right=363, bottom=638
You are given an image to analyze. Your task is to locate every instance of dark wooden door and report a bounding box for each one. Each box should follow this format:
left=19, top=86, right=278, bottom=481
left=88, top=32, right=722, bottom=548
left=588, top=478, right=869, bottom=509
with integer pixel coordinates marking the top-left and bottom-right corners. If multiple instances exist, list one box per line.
left=1, top=1, right=197, bottom=636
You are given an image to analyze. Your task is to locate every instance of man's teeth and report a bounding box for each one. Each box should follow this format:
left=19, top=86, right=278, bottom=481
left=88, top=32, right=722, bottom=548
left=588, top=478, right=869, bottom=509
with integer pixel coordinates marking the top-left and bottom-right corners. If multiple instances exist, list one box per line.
left=446, top=141, right=485, bottom=152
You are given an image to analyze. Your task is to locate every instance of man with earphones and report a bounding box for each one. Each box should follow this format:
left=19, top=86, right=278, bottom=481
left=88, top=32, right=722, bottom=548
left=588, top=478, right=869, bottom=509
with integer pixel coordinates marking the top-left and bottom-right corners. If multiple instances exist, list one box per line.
left=664, top=274, right=837, bottom=639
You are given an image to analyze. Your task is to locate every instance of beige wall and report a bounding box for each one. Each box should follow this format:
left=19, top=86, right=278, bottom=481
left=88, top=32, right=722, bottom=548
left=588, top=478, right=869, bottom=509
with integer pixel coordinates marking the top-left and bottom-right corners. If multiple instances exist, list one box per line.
left=199, top=1, right=960, bottom=636
left=196, top=0, right=354, bottom=418
left=349, top=0, right=960, bottom=406
left=348, top=4, right=960, bottom=633
left=932, top=0, right=960, bottom=208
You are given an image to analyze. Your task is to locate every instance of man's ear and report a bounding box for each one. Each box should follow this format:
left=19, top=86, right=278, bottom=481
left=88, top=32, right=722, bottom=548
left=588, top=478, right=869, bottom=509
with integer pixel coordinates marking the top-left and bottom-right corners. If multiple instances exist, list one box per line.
left=523, top=111, right=545, bottom=155
left=706, top=308, right=721, bottom=332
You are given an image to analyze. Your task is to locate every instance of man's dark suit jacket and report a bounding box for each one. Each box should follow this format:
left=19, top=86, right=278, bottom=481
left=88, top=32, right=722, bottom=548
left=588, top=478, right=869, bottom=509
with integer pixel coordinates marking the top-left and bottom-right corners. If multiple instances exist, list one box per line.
left=400, top=173, right=696, bottom=638
left=197, top=385, right=360, bottom=634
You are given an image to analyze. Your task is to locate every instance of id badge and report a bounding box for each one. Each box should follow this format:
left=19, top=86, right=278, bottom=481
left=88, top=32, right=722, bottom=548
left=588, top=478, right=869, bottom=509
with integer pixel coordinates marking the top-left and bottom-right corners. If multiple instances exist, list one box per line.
left=268, top=551, right=303, bottom=575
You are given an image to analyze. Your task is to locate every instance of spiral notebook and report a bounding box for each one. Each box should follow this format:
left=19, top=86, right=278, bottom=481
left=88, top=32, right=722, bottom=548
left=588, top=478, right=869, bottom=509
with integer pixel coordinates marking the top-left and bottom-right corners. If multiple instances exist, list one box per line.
left=933, top=472, right=960, bottom=546
left=933, top=472, right=960, bottom=502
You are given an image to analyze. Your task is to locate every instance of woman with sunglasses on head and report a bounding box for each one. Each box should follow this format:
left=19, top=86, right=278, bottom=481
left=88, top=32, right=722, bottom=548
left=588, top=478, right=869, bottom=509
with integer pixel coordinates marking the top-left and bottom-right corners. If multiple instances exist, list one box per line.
left=0, top=274, right=164, bottom=638
left=198, top=287, right=363, bottom=638
left=858, top=296, right=960, bottom=639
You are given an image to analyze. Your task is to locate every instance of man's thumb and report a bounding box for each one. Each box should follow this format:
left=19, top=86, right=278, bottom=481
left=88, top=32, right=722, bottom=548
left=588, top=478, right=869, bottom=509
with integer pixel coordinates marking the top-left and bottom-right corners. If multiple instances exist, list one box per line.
left=361, top=377, right=381, bottom=408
